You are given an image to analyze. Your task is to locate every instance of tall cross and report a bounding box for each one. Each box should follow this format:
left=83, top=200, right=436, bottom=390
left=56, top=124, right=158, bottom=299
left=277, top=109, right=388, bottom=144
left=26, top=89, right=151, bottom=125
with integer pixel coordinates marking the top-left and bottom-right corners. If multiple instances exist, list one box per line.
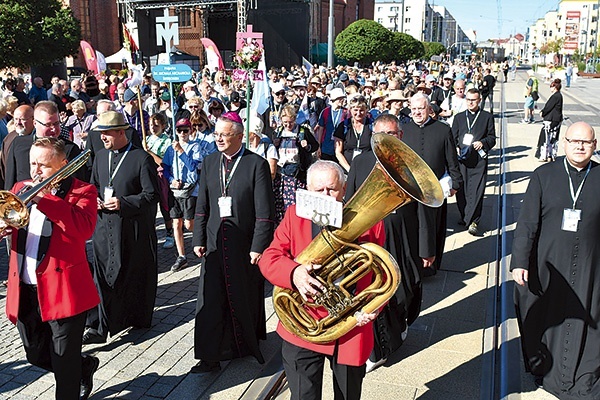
left=236, top=25, right=263, bottom=51
left=156, top=8, right=179, bottom=47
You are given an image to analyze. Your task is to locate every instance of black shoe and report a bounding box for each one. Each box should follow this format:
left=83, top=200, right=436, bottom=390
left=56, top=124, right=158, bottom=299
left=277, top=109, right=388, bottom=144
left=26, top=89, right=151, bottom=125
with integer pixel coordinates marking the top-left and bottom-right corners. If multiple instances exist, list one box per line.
left=82, top=331, right=106, bottom=345
left=468, top=222, right=479, bottom=236
left=171, top=256, right=189, bottom=272
left=422, top=267, right=437, bottom=277
left=189, top=360, right=221, bottom=374
left=534, top=375, right=543, bottom=389
left=80, top=355, right=100, bottom=400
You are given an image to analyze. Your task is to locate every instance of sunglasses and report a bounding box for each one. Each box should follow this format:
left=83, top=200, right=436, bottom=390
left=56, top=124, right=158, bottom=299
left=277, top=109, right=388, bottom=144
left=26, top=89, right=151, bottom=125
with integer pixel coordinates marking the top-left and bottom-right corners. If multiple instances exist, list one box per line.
left=176, top=128, right=190, bottom=133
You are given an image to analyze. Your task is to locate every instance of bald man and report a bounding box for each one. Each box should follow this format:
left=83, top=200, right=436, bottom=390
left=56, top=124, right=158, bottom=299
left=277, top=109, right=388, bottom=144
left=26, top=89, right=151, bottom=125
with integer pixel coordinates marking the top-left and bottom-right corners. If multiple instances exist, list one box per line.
left=511, top=121, right=600, bottom=397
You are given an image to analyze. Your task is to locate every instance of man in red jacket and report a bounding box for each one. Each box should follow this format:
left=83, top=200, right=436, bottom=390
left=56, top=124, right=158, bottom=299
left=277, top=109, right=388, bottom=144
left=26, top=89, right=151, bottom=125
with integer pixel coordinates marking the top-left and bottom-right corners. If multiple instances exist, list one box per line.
left=2, top=137, right=100, bottom=400
left=259, top=160, right=383, bottom=400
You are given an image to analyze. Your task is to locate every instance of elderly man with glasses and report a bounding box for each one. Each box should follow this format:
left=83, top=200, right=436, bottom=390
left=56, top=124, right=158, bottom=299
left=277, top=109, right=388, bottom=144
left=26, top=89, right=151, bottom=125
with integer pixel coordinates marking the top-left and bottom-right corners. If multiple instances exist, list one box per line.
left=190, top=112, right=275, bottom=373
left=511, top=122, right=600, bottom=398
left=451, top=88, right=496, bottom=236
left=4, top=101, right=84, bottom=189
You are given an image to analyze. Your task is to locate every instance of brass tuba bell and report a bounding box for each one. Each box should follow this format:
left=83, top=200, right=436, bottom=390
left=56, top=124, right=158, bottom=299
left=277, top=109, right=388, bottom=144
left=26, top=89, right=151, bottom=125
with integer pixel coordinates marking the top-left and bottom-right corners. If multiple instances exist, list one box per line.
left=272, top=133, right=444, bottom=344
left=0, top=149, right=91, bottom=229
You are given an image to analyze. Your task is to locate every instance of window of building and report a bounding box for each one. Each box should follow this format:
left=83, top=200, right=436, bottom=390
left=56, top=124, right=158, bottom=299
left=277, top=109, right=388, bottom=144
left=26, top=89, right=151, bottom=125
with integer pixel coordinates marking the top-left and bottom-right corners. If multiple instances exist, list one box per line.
left=405, top=17, right=411, bottom=23
left=391, top=6, right=398, bottom=12
left=389, top=17, right=395, bottom=24
left=377, top=7, right=382, bottom=12
left=179, top=9, right=191, bottom=27
left=377, top=18, right=383, bottom=24
left=406, top=6, right=410, bottom=12
left=593, top=16, right=598, bottom=23
left=548, top=30, right=552, bottom=36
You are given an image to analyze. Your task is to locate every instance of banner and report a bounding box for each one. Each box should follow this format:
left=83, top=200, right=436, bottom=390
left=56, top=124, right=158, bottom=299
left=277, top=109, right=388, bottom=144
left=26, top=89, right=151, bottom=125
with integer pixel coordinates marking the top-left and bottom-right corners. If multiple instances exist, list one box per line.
left=96, top=51, right=106, bottom=74
left=200, top=38, right=225, bottom=71
left=123, top=23, right=139, bottom=53
left=302, top=56, right=312, bottom=75
left=251, top=52, right=270, bottom=116
left=80, top=40, right=99, bottom=74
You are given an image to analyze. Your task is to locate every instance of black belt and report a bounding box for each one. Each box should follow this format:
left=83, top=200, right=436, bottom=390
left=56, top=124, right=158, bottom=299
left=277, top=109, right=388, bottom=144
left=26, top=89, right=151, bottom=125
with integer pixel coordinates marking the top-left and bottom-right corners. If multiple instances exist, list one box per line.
left=20, top=282, right=37, bottom=290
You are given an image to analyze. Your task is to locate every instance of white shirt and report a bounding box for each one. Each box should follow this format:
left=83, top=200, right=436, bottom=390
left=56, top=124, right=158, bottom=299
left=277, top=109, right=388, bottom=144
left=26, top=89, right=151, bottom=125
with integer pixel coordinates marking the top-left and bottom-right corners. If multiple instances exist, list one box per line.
left=23, top=204, right=46, bottom=285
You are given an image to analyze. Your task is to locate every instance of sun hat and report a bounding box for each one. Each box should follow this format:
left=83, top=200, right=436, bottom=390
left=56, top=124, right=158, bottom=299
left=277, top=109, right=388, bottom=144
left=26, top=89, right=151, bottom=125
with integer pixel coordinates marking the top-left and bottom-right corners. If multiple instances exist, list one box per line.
left=91, top=111, right=130, bottom=131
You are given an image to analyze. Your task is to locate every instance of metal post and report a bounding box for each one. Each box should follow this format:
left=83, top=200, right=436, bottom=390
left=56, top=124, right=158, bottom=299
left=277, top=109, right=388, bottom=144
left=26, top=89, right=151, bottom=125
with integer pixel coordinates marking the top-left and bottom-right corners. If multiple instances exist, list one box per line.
left=245, top=77, right=251, bottom=148
left=327, top=0, right=334, bottom=67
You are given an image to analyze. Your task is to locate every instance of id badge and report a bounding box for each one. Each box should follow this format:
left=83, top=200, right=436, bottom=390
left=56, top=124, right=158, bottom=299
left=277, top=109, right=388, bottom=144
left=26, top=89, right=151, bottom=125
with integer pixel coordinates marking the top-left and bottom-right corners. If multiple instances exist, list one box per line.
left=218, top=196, right=233, bottom=218
left=463, top=133, right=474, bottom=146
left=561, top=208, right=581, bottom=232
left=353, top=149, right=362, bottom=159
left=104, top=186, right=114, bottom=200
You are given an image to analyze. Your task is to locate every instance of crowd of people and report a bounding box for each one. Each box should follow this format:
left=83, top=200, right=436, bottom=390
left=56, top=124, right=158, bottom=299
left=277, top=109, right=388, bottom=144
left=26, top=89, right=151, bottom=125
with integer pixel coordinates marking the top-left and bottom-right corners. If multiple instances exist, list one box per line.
left=1, top=55, right=595, bottom=400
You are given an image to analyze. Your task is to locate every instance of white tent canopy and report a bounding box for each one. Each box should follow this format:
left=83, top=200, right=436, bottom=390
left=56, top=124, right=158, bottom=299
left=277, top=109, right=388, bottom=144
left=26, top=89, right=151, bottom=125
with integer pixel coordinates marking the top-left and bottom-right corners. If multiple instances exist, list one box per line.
left=105, top=48, right=132, bottom=64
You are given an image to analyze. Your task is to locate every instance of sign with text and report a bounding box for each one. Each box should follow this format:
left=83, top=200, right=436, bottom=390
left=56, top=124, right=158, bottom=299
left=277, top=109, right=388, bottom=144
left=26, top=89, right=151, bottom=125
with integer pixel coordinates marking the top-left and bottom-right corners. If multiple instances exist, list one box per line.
left=151, top=64, right=193, bottom=82
left=233, top=69, right=264, bottom=81
left=295, top=189, right=343, bottom=229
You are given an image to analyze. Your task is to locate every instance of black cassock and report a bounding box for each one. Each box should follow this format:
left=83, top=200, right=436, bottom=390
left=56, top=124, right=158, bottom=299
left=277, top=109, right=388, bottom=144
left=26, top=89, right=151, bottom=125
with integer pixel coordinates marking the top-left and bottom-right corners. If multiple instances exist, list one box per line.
left=511, top=159, right=600, bottom=399
left=89, top=143, right=159, bottom=336
left=193, top=148, right=275, bottom=363
left=346, top=149, right=423, bottom=360
left=452, top=108, right=496, bottom=226
left=401, top=119, right=462, bottom=270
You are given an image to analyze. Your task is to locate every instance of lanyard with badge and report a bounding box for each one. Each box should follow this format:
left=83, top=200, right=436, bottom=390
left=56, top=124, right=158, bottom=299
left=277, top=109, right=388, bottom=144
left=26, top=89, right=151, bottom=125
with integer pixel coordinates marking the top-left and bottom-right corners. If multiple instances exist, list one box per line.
left=352, top=123, right=365, bottom=159
left=562, top=158, right=591, bottom=232
left=219, top=148, right=243, bottom=218
left=105, top=142, right=132, bottom=199
left=462, top=110, right=487, bottom=158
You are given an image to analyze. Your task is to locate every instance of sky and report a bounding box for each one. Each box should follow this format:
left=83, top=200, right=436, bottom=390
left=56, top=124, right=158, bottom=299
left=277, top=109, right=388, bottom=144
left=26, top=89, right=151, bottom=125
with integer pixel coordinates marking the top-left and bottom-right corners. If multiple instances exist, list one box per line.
left=440, top=0, right=561, bottom=40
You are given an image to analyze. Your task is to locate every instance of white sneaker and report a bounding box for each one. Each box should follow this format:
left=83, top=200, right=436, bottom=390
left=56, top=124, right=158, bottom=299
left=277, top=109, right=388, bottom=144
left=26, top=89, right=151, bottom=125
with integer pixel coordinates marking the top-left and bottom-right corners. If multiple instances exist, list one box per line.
left=365, top=357, right=387, bottom=373
left=163, top=236, right=175, bottom=249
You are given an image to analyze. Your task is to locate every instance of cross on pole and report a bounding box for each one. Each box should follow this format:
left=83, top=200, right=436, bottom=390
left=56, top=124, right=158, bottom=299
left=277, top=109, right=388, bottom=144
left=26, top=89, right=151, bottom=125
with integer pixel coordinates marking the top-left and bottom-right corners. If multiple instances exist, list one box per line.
left=236, top=25, right=263, bottom=51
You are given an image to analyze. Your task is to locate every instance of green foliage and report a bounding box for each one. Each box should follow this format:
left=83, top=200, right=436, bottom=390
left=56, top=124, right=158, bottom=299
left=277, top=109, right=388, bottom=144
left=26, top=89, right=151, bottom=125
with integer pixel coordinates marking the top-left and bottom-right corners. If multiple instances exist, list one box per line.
left=0, top=0, right=81, bottom=69
left=577, top=61, right=586, bottom=72
left=390, top=32, right=425, bottom=62
left=572, top=49, right=584, bottom=63
left=335, top=20, right=394, bottom=65
left=595, top=63, right=600, bottom=74
left=423, top=42, right=447, bottom=60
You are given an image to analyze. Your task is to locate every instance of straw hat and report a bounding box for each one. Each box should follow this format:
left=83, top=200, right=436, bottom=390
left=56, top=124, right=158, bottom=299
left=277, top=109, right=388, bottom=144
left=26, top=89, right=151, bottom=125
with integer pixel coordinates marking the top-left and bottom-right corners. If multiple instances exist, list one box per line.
left=370, top=90, right=388, bottom=107
left=91, top=111, right=130, bottom=131
left=386, top=90, right=408, bottom=102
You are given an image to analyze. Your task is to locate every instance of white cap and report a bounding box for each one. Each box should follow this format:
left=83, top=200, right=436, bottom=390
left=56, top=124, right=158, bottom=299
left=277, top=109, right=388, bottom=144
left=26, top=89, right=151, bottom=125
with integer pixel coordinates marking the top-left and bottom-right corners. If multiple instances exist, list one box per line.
left=271, top=82, right=285, bottom=94
left=329, top=87, right=346, bottom=101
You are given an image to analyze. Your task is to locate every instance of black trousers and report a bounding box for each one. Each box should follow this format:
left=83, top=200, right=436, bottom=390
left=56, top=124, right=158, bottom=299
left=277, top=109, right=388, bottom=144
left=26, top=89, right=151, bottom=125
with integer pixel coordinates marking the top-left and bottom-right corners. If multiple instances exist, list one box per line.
left=282, top=340, right=366, bottom=400
left=17, top=284, right=87, bottom=400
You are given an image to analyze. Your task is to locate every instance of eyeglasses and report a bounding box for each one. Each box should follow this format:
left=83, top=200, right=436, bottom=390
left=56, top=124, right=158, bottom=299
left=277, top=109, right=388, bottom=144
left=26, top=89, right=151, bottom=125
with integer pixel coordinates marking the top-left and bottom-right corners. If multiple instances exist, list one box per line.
left=188, top=105, right=200, bottom=109
left=275, top=91, right=285, bottom=96
left=374, top=130, right=400, bottom=136
left=213, top=132, right=238, bottom=138
left=565, top=137, right=596, bottom=147
left=466, top=98, right=480, bottom=102
left=176, top=128, right=190, bottom=133
left=35, top=119, right=60, bottom=128
left=193, top=123, right=205, bottom=128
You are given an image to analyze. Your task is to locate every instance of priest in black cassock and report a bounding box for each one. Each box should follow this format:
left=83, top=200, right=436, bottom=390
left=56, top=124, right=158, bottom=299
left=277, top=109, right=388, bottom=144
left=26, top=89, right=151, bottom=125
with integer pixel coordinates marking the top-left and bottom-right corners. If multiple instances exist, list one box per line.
left=511, top=122, right=600, bottom=399
left=451, top=88, right=496, bottom=236
left=84, top=111, right=159, bottom=344
left=401, top=93, right=462, bottom=274
left=346, top=114, right=423, bottom=371
left=191, top=113, right=275, bottom=373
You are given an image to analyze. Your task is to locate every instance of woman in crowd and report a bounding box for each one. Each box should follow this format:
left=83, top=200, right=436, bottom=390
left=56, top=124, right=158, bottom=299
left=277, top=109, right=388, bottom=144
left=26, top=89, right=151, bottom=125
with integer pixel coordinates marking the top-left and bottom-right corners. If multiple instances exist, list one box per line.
left=272, top=104, right=319, bottom=221
left=146, top=112, right=176, bottom=249
left=535, top=78, right=563, bottom=162
left=334, top=95, right=374, bottom=172
left=247, top=116, right=278, bottom=180
left=207, top=99, right=225, bottom=125
left=369, top=91, right=387, bottom=120
left=189, top=108, right=213, bottom=141
left=64, top=99, right=94, bottom=149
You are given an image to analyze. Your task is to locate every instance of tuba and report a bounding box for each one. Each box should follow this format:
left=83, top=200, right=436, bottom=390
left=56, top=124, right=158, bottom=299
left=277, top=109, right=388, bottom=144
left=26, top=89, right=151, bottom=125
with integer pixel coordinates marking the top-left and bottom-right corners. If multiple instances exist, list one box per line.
left=272, top=133, right=444, bottom=344
left=0, top=149, right=91, bottom=229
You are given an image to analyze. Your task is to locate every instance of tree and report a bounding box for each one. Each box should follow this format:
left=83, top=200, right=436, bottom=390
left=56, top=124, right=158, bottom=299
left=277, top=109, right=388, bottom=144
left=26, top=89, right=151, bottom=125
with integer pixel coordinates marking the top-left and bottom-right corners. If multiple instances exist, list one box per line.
left=335, top=20, right=394, bottom=65
left=0, top=0, right=81, bottom=69
left=423, top=42, right=447, bottom=60
left=389, top=32, right=425, bottom=62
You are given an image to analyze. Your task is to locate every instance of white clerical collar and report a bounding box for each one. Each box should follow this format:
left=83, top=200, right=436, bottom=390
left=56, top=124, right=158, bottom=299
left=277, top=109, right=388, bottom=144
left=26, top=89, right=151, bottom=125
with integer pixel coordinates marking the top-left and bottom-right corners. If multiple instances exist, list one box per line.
left=223, top=144, right=243, bottom=161
left=418, top=117, right=431, bottom=128
left=566, top=158, right=589, bottom=172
